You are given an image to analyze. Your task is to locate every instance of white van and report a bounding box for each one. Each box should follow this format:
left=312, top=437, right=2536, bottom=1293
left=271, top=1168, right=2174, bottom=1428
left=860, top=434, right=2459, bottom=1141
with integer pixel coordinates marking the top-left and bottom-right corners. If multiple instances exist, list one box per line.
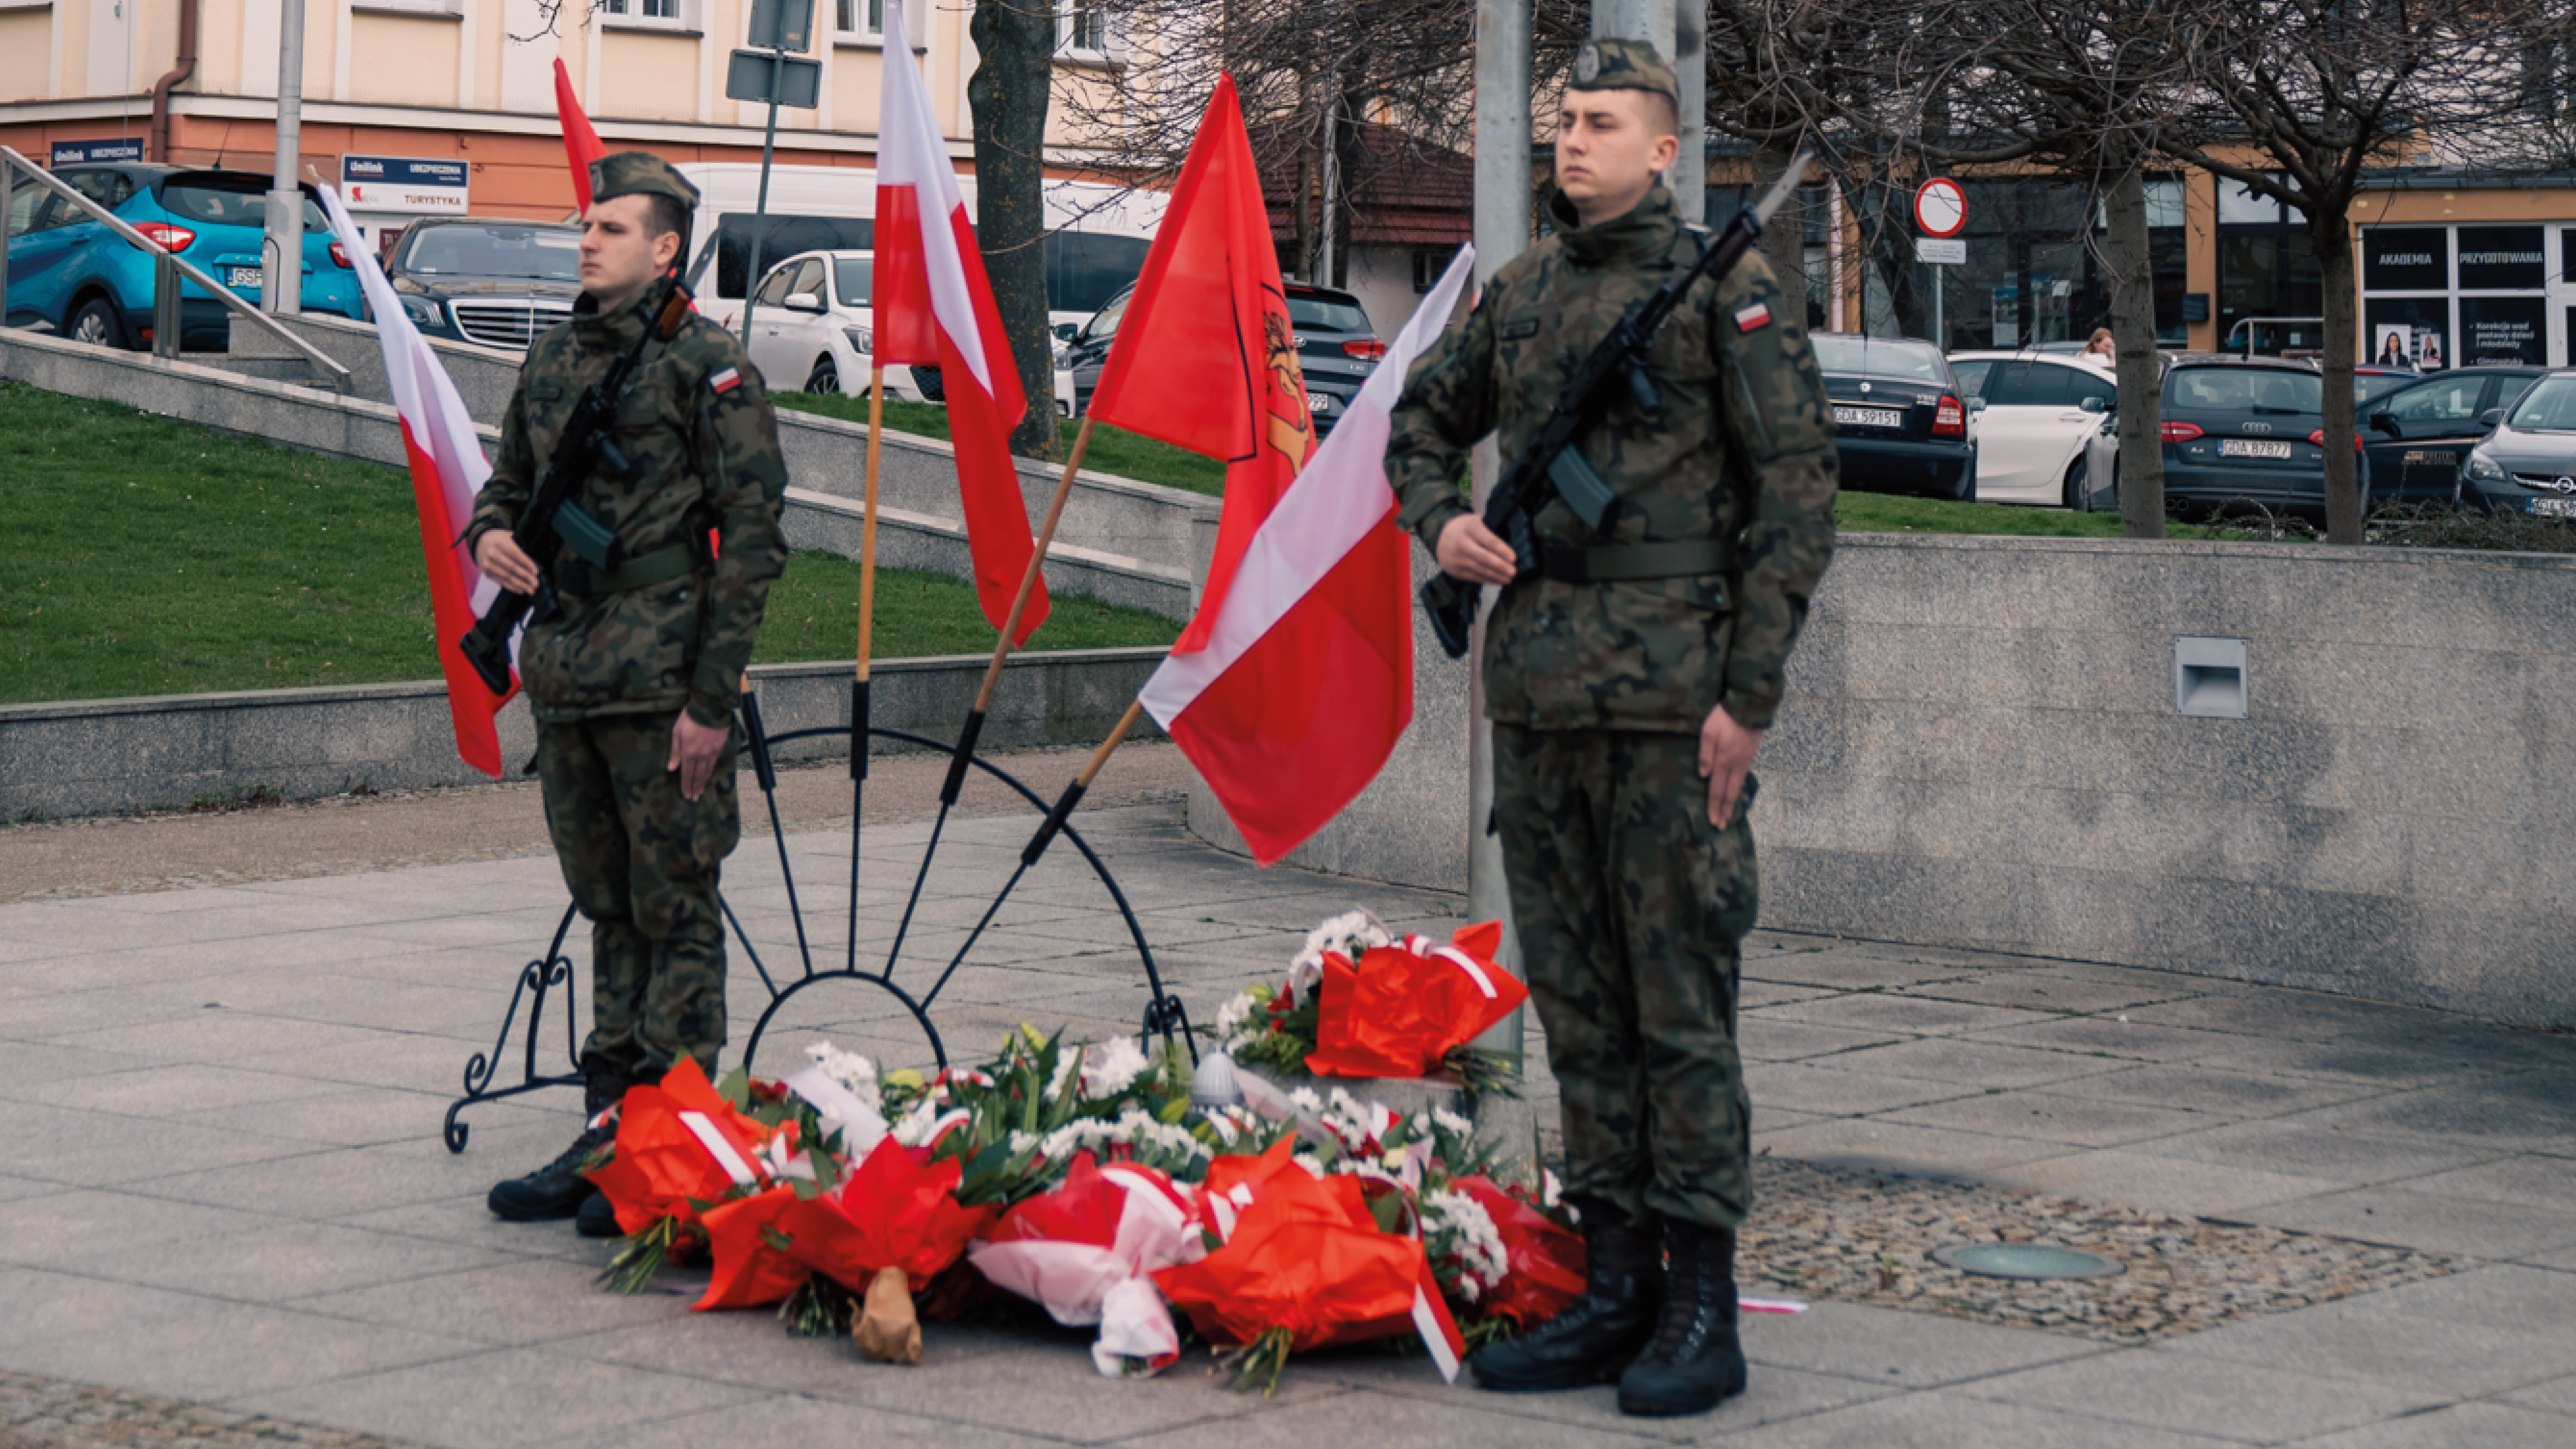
left=675, top=163, right=1163, bottom=339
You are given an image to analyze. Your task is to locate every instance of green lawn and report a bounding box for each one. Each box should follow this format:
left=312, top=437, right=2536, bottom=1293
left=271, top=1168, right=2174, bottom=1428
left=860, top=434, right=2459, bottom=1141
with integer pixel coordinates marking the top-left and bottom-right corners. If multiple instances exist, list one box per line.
left=0, top=384, right=1177, bottom=705
left=772, top=392, right=1227, bottom=496
left=1833, top=490, right=2224, bottom=538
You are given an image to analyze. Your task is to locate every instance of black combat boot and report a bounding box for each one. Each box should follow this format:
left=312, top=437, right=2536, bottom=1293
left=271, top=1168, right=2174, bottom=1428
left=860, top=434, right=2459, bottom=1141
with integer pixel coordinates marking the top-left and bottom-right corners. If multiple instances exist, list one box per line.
left=486, top=1075, right=626, bottom=1222
left=574, top=1184, right=623, bottom=1238
left=1617, top=1220, right=1748, bottom=1417
left=1471, top=1200, right=1663, bottom=1392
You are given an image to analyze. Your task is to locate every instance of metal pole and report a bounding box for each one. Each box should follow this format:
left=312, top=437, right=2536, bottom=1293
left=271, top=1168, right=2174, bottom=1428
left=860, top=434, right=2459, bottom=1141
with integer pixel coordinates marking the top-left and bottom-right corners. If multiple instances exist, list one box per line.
left=1932, top=263, right=1944, bottom=346
left=1591, top=0, right=1674, bottom=58
left=1, top=158, right=13, bottom=332
left=1670, top=0, right=1705, bottom=223
left=263, top=0, right=306, bottom=316
left=1468, top=0, right=1531, bottom=1062
left=155, top=254, right=182, bottom=358
left=1318, top=72, right=1338, bottom=288
left=739, top=48, right=784, bottom=350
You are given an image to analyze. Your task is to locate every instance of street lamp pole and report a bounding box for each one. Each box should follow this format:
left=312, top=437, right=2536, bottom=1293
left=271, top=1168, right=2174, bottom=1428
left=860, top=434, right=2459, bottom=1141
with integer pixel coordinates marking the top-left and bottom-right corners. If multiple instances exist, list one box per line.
left=262, top=0, right=305, bottom=316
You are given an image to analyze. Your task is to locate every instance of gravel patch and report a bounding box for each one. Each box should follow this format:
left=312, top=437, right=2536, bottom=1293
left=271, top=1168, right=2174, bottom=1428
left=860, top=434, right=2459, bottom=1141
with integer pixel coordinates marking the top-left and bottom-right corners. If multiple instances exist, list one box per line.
left=0, top=1370, right=424, bottom=1449
left=1746, top=1155, right=2466, bottom=1341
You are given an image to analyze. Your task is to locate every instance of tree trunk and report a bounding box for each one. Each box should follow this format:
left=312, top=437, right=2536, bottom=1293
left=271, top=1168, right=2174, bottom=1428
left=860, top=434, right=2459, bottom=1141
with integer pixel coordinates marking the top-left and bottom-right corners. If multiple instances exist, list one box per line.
left=2100, top=161, right=2166, bottom=538
left=2313, top=216, right=2364, bottom=544
left=968, top=0, right=1061, bottom=461
left=1758, top=144, right=1807, bottom=323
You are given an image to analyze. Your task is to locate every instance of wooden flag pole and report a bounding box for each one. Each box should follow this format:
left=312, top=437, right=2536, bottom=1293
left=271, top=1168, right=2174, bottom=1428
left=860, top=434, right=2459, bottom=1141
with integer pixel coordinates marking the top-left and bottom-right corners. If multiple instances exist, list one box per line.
left=881, top=414, right=1096, bottom=972
left=848, top=365, right=886, bottom=971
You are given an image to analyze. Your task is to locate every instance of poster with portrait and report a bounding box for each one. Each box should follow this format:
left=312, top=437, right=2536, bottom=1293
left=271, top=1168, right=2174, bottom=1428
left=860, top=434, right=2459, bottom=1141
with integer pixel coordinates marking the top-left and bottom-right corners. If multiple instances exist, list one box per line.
left=2365, top=298, right=2448, bottom=372
left=2373, top=325, right=2414, bottom=370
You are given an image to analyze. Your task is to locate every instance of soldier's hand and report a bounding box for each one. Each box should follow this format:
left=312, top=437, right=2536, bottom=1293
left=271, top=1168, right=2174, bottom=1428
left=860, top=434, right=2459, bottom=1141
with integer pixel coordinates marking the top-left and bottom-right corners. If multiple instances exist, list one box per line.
left=668, top=709, right=730, bottom=802
left=1698, top=702, right=1763, bottom=828
left=1435, top=513, right=1519, bottom=586
left=474, top=531, right=543, bottom=596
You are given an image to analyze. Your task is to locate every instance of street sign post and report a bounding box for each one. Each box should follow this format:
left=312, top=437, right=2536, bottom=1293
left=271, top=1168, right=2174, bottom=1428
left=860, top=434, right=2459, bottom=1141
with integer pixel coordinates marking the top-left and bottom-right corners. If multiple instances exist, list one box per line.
left=1915, top=178, right=1967, bottom=345
left=727, top=0, right=819, bottom=347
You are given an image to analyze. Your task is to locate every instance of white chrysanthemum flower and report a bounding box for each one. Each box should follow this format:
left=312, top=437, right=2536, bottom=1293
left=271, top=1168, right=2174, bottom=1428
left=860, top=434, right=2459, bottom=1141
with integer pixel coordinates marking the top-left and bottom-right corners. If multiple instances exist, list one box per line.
left=1291, top=1151, right=1329, bottom=1178
left=1287, top=1086, right=1325, bottom=1115
left=1423, top=1188, right=1510, bottom=1294
left=1213, top=989, right=1268, bottom=1053
left=803, top=1041, right=884, bottom=1114
left=1045, top=1047, right=1081, bottom=1103
left=1079, top=1036, right=1152, bottom=1099
left=1432, top=1106, right=1473, bottom=1139
left=1286, top=909, right=1393, bottom=1001
left=887, top=1095, right=947, bottom=1148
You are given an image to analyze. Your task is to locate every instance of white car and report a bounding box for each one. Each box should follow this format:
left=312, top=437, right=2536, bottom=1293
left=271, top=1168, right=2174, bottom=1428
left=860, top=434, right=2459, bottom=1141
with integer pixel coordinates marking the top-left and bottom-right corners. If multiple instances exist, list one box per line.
left=1946, top=351, right=2118, bottom=509
left=739, top=249, right=1075, bottom=413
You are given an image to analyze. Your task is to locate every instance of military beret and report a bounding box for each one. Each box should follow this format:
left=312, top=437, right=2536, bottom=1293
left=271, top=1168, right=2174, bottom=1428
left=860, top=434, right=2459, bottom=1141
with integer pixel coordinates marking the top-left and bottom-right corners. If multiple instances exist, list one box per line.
left=1568, top=37, right=1677, bottom=102
left=589, top=151, right=701, bottom=211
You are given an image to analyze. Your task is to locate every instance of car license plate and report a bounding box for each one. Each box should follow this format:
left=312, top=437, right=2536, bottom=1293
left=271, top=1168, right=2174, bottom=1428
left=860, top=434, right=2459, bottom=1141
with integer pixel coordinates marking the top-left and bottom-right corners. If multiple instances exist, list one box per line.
left=2220, top=438, right=2294, bottom=459
left=225, top=265, right=263, bottom=290
left=2531, top=497, right=2576, bottom=518
left=1833, top=406, right=1904, bottom=429
left=1305, top=391, right=1332, bottom=414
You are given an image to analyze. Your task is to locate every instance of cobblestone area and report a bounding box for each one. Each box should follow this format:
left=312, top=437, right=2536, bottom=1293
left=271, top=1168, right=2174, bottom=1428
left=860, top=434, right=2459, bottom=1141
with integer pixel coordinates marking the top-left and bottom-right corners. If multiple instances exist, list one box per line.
left=1747, top=1156, right=2467, bottom=1343
left=0, top=1372, right=424, bottom=1449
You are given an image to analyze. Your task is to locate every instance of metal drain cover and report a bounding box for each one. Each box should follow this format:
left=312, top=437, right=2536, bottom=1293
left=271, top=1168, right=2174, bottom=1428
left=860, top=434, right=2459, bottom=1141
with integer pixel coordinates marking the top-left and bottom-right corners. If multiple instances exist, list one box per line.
left=1931, top=1244, right=2125, bottom=1280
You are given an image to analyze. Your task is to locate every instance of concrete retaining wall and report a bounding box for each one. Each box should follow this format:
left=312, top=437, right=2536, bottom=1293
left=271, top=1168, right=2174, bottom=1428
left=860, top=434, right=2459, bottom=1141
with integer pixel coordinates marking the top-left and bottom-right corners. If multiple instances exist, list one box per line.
left=0, top=649, right=1169, bottom=820
left=227, top=310, right=1219, bottom=567
left=1194, top=533, right=2576, bottom=1027
left=0, top=327, right=1189, bottom=619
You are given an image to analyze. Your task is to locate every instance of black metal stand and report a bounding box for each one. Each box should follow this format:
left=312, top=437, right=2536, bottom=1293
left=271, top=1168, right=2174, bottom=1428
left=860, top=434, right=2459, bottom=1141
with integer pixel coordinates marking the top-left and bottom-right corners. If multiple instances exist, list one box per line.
left=444, top=700, right=1189, bottom=1153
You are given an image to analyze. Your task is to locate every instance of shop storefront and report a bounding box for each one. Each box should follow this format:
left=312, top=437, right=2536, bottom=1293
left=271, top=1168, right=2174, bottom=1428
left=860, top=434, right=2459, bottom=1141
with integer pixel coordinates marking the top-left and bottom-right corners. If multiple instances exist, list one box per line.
left=2360, top=222, right=2569, bottom=370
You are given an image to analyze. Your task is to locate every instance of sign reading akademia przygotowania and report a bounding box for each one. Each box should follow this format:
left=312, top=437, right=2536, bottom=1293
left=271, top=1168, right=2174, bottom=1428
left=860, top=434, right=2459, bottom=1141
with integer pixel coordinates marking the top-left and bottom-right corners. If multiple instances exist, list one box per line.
left=339, top=156, right=470, bottom=215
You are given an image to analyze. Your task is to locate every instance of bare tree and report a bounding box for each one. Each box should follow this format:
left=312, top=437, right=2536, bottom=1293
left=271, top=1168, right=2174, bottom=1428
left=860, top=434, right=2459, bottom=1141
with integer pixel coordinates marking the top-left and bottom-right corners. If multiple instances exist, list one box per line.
left=969, top=0, right=1061, bottom=460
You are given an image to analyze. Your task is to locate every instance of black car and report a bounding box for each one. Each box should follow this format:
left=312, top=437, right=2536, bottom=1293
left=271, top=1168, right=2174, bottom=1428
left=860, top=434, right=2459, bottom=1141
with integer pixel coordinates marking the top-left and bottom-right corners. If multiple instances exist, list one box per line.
left=1064, top=279, right=1383, bottom=435
left=381, top=216, right=584, bottom=350
left=2361, top=366, right=2546, bottom=511
left=2456, top=370, right=2576, bottom=519
left=1812, top=334, right=1977, bottom=500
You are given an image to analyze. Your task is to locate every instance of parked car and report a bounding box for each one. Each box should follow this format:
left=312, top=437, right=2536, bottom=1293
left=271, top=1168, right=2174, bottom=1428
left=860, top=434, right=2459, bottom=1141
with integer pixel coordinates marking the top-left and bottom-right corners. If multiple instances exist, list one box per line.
left=2360, top=366, right=2546, bottom=511
left=744, top=249, right=1074, bottom=413
left=2351, top=365, right=2421, bottom=403
left=5, top=162, right=359, bottom=350
left=1812, top=334, right=1978, bottom=500
left=2456, top=370, right=2576, bottom=518
left=1063, top=279, right=1385, bottom=435
left=2081, top=357, right=2345, bottom=518
left=1947, top=351, right=2116, bottom=508
left=380, top=216, right=582, bottom=350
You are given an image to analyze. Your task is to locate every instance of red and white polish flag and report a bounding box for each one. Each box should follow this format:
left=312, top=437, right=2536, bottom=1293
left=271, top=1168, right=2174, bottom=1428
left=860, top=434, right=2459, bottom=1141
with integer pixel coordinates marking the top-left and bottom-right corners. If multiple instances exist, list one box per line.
left=870, top=1, right=1048, bottom=643
left=1139, top=245, right=1477, bottom=864
left=316, top=185, right=515, bottom=779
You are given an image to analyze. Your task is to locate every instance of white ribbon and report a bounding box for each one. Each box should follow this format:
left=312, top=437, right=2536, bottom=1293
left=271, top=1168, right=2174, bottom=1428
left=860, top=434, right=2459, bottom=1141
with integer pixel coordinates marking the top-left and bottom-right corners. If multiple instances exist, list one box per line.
left=779, top=1065, right=891, bottom=1154
left=676, top=1110, right=759, bottom=1187
left=1410, top=1286, right=1461, bottom=1383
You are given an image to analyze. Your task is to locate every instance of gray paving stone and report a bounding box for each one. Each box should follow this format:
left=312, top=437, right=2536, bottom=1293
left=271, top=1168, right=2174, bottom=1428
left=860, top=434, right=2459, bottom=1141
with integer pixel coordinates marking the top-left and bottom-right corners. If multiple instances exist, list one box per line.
left=2345, top=1265, right=2576, bottom=1336
left=1907, top=972, right=2208, bottom=1015
left=0, top=1040, right=160, bottom=1088
left=2498, top=1372, right=2576, bottom=1417
left=155, top=1220, right=518, bottom=1305
left=1302, top=1350, right=1894, bottom=1441
left=549, top=1306, right=1022, bottom=1396
left=290, top=1258, right=696, bottom=1348
left=232, top=1345, right=767, bottom=1449
left=39, top=1010, right=417, bottom=1066
left=1814, top=1037, right=2131, bottom=1090
left=330, top=1197, right=605, bottom=1266
left=2246, top=1187, right=2576, bottom=1259
left=2123, top=1118, right=2505, bottom=1184
left=1710, top=1387, right=2234, bottom=1448
left=2287, top=1401, right=2576, bottom=1448
left=1955, top=1345, right=2444, bottom=1442
left=1749, top=994, right=2056, bottom=1039
left=1756, top=1119, right=2078, bottom=1177
left=1960, top=1015, right=2246, bottom=1063
left=1741, top=1062, right=1979, bottom=1117
left=1873, top=1090, right=2209, bottom=1148
left=0, top=1265, right=483, bottom=1403
left=1738, top=951, right=1982, bottom=994
left=0, top=1061, right=317, bottom=1119
left=2040, top=1062, right=2384, bottom=1119
left=1736, top=1020, right=1908, bottom=1065
left=132, top=1143, right=508, bottom=1222
left=2151, top=1292, right=2576, bottom=1399
left=1972, top=1148, right=2350, bottom=1217
left=0, top=1188, right=273, bottom=1269
left=1114, top=1385, right=1669, bottom=1449
left=568, top=1392, right=1063, bottom=1449
left=2278, top=1072, right=2576, bottom=1154
left=2118, top=992, right=2463, bottom=1043
left=0, top=1100, right=315, bottom=1188
left=1736, top=1301, right=2102, bottom=1390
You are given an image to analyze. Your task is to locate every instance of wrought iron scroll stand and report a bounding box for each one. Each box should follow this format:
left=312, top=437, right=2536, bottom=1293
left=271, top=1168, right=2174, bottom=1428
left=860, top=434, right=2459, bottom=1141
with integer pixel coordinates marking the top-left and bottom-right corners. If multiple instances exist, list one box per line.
left=444, top=691, right=1192, bottom=1153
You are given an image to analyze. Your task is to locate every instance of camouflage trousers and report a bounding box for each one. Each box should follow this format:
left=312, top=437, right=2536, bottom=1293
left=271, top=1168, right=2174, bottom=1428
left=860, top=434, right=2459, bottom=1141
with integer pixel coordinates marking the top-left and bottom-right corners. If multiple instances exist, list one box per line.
left=1493, top=724, right=1757, bottom=1230
left=536, top=710, right=742, bottom=1086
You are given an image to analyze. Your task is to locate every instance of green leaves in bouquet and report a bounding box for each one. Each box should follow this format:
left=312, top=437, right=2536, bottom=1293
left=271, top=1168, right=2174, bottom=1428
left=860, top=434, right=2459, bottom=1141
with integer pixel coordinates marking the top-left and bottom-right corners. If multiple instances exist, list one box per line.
left=777, top=1274, right=856, bottom=1338
left=1217, top=1325, right=1296, bottom=1396
left=1436, top=1045, right=1524, bottom=1099
left=597, top=1215, right=687, bottom=1295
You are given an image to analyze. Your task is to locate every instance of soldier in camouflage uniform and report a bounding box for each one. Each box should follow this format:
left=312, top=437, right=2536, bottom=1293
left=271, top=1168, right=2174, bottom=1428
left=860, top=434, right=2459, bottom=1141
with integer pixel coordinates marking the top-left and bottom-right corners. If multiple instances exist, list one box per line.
left=468, top=153, right=790, bottom=1231
left=1385, top=40, right=1837, bottom=1417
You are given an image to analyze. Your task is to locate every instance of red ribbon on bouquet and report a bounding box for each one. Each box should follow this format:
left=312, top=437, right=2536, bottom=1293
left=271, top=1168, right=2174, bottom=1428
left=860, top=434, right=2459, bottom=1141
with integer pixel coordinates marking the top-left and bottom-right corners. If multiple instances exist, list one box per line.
left=1154, top=1144, right=1468, bottom=1380
left=1304, top=922, right=1529, bottom=1080
left=584, top=1057, right=779, bottom=1237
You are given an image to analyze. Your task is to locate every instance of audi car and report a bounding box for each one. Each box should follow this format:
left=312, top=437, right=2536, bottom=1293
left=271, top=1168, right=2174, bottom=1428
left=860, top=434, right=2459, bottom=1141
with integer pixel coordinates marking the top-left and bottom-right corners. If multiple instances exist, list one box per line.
left=1814, top=334, right=1978, bottom=500
left=2081, top=357, right=2347, bottom=519
left=1063, top=279, right=1385, bottom=435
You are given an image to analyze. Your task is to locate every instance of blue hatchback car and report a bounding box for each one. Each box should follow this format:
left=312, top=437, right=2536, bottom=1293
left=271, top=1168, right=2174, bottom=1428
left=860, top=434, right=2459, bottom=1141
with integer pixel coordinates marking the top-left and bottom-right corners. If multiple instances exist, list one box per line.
left=5, top=162, right=361, bottom=350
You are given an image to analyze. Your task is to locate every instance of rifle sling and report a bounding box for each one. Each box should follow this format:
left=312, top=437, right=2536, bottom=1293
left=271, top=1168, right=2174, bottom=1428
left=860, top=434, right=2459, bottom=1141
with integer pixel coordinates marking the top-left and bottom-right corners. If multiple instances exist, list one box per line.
left=1538, top=538, right=1734, bottom=583
left=554, top=542, right=700, bottom=597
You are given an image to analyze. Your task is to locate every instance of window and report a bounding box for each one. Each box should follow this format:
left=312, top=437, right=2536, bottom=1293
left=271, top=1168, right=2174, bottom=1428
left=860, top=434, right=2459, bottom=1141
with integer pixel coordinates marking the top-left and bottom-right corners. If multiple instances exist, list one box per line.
left=835, top=0, right=923, bottom=44
left=159, top=180, right=330, bottom=231
left=1285, top=293, right=1372, bottom=336
left=398, top=224, right=582, bottom=281
left=2506, top=375, right=2576, bottom=431
left=5, top=184, right=46, bottom=238
left=833, top=256, right=873, bottom=307
left=1058, top=0, right=1121, bottom=62
left=1043, top=231, right=1148, bottom=314
left=1410, top=247, right=1457, bottom=294
left=1810, top=336, right=1948, bottom=381
left=755, top=261, right=799, bottom=307
left=63, top=169, right=136, bottom=213
left=1949, top=358, right=1994, bottom=398
left=2380, top=378, right=2487, bottom=424
left=601, top=0, right=687, bottom=26
left=787, top=257, right=827, bottom=304
left=710, top=213, right=873, bottom=299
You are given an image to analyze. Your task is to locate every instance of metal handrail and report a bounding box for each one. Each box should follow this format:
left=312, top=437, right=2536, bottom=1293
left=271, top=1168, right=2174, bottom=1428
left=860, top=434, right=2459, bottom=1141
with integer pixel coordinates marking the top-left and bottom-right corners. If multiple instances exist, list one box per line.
left=1, top=146, right=351, bottom=392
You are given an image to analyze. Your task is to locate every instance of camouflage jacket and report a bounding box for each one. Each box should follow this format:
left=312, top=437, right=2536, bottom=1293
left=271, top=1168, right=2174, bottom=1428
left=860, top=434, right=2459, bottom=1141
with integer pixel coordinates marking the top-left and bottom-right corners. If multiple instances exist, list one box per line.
left=1387, top=187, right=1838, bottom=733
left=464, top=287, right=790, bottom=729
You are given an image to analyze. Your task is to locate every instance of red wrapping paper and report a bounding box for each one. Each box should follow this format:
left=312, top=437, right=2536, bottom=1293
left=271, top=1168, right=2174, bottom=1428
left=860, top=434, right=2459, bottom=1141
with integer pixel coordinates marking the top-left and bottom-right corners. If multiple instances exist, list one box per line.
left=1305, top=922, right=1530, bottom=1080
left=696, top=1186, right=810, bottom=1311
left=1455, top=1176, right=1586, bottom=1327
left=772, top=1137, right=999, bottom=1293
left=584, top=1058, right=778, bottom=1236
left=1154, top=1149, right=1467, bottom=1374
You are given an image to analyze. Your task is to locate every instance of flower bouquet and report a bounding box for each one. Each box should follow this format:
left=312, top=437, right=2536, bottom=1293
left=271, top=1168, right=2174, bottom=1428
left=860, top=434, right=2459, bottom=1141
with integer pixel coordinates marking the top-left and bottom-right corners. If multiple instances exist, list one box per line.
left=583, top=1057, right=791, bottom=1292
left=1216, top=912, right=1526, bottom=1094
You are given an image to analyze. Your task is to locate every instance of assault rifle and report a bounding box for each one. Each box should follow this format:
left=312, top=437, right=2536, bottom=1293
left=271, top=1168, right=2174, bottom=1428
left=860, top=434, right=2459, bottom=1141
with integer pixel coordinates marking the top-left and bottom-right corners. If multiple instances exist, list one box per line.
left=1423, top=149, right=1814, bottom=659
left=459, top=280, right=694, bottom=696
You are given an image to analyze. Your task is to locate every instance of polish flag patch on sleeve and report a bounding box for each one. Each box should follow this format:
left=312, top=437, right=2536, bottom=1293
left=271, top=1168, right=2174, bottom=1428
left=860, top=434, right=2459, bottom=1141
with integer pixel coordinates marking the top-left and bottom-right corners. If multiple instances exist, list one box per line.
left=708, top=366, right=742, bottom=395
left=1734, top=301, right=1773, bottom=334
